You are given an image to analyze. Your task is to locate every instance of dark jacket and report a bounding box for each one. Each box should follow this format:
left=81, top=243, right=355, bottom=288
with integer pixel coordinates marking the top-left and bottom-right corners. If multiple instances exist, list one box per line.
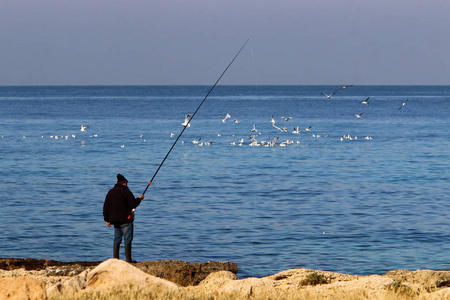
left=103, top=183, right=142, bottom=225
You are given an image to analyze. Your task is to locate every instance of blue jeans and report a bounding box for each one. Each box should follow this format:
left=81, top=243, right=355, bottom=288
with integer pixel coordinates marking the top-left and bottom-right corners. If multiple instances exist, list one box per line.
left=114, top=222, right=133, bottom=244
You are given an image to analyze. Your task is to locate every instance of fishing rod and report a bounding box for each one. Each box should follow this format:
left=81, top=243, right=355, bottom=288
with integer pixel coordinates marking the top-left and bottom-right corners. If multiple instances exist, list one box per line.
left=142, top=39, right=249, bottom=195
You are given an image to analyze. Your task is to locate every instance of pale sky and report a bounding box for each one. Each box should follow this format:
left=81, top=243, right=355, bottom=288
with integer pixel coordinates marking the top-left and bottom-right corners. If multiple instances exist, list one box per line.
left=0, top=0, right=449, bottom=85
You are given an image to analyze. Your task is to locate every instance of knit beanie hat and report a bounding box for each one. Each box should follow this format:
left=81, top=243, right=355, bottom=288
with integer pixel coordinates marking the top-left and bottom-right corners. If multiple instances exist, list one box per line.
left=117, top=173, right=128, bottom=183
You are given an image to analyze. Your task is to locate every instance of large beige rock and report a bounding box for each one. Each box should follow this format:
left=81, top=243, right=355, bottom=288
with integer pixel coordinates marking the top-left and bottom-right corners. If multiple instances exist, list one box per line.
left=0, top=276, right=47, bottom=300
left=85, top=259, right=179, bottom=292
left=306, top=275, right=395, bottom=298
left=194, top=268, right=397, bottom=299
left=46, top=270, right=88, bottom=297
left=384, top=269, right=450, bottom=289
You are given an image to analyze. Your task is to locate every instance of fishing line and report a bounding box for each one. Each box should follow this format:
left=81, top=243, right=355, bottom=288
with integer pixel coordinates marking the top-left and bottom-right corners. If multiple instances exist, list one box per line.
left=142, top=39, right=249, bottom=195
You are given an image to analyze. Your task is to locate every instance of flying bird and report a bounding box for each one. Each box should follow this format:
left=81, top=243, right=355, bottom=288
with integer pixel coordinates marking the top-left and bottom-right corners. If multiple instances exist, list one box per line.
left=80, top=125, right=89, bottom=131
left=355, top=113, right=363, bottom=118
left=321, top=92, right=335, bottom=99
left=292, top=126, right=301, bottom=134
left=338, top=85, right=353, bottom=91
left=270, top=115, right=276, bottom=124
left=272, top=124, right=284, bottom=132
left=181, top=114, right=191, bottom=127
left=399, top=98, right=409, bottom=110
left=281, top=116, right=293, bottom=121
left=251, top=124, right=258, bottom=132
left=269, top=137, right=279, bottom=147
left=219, top=113, right=231, bottom=123
left=305, top=126, right=312, bottom=132
left=361, top=97, right=370, bottom=105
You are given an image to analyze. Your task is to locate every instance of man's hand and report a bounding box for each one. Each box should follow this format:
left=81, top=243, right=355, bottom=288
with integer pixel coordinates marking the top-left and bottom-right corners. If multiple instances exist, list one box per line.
left=105, top=222, right=111, bottom=227
left=138, top=194, right=145, bottom=200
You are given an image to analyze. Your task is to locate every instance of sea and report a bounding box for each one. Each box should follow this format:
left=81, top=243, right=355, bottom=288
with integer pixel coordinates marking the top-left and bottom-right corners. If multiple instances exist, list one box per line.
left=0, top=85, right=449, bottom=278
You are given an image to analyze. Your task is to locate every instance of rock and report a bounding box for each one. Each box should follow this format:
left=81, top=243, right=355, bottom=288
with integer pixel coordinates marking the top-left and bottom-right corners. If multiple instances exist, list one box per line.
left=306, top=275, right=395, bottom=299
left=0, top=258, right=237, bottom=287
left=48, top=259, right=181, bottom=296
left=192, top=269, right=397, bottom=299
left=0, top=258, right=99, bottom=273
left=135, top=260, right=238, bottom=286
left=86, top=259, right=179, bottom=292
left=264, top=268, right=358, bottom=285
left=46, top=270, right=88, bottom=297
left=384, top=269, right=450, bottom=289
left=0, top=276, right=47, bottom=300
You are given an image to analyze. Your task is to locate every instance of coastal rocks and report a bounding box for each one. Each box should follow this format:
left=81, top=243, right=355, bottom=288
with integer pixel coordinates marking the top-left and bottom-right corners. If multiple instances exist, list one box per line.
left=46, top=270, right=89, bottom=297
left=0, top=258, right=99, bottom=274
left=48, top=259, right=179, bottom=297
left=190, top=268, right=450, bottom=299
left=383, top=269, right=450, bottom=289
left=0, top=258, right=237, bottom=287
left=86, top=259, right=179, bottom=291
left=5, top=258, right=450, bottom=299
left=0, top=276, right=47, bottom=300
left=135, top=260, right=238, bottom=286
left=193, top=268, right=392, bottom=298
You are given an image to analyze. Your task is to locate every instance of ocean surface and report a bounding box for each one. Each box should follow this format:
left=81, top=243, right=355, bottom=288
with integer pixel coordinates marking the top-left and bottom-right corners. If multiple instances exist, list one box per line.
left=0, top=85, right=449, bottom=278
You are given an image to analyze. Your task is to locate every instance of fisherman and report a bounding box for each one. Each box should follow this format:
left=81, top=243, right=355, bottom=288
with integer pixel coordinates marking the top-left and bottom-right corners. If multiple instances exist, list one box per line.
left=103, top=174, right=144, bottom=263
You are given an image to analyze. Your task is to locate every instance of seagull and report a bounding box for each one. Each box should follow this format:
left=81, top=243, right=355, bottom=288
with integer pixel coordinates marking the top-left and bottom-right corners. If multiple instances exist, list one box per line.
left=305, top=126, right=312, bottom=132
left=182, top=114, right=191, bottom=127
left=270, top=115, right=276, bottom=124
left=192, top=138, right=201, bottom=144
left=361, top=97, right=370, bottom=105
left=321, top=92, right=335, bottom=99
left=269, top=137, right=279, bottom=147
left=335, top=85, right=354, bottom=93
left=355, top=113, right=363, bottom=118
left=272, top=124, right=284, bottom=132
left=219, top=113, right=231, bottom=123
left=251, top=124, right=258, bottom=132
left=281, top=116, right=293, bottom=121
left=399, top=98, right=409, bottom=110
left=80, top=125, right=89, bottom=131
left=292, top=126, right=301, bottom=134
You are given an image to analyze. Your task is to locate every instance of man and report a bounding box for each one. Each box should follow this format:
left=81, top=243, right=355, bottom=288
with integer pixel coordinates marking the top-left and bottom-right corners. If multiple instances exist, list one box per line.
left=103, top=174, right=144, bottom=263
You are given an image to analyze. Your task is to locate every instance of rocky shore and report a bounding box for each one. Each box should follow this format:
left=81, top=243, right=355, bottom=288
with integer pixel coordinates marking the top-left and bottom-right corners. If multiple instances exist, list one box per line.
left=1, top=258, right=450, bottom=299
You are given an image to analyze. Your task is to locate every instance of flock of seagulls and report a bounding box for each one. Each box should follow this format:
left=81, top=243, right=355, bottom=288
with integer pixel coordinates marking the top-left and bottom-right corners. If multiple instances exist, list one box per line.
left=172, top=112, right=340, bottom=147
left=2, top=86, right=411, bottom=149
left=1, top=124, right=99, bottom=144
left=168, top=85, right=411, bottom=148
left=321, top=86, right=409, bottom=119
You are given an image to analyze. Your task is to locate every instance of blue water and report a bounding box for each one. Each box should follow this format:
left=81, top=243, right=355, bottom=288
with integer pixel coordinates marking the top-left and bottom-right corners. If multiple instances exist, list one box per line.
left=0, top=85, right=449, bottom=278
